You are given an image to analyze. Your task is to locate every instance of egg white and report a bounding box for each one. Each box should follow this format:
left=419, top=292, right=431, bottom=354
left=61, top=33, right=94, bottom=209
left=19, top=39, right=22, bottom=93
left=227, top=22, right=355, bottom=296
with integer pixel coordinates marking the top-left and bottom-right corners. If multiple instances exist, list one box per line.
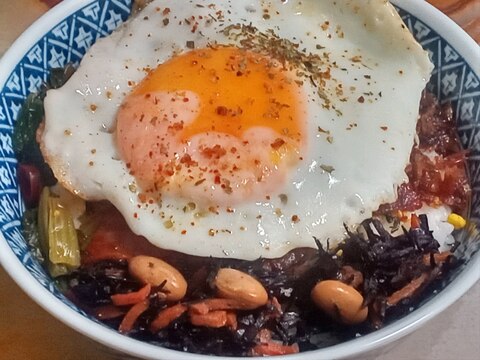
left=41, top=0, right=433, bottom=259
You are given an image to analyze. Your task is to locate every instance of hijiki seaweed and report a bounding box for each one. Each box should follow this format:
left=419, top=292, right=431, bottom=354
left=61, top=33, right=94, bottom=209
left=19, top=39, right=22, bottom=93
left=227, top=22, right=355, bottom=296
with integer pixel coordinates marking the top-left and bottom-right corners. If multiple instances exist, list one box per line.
left=62, top=211, right=456, bottom=356
left=12, top=2, right=471, bottom=355
left=15, top=64, right=470, bottom=354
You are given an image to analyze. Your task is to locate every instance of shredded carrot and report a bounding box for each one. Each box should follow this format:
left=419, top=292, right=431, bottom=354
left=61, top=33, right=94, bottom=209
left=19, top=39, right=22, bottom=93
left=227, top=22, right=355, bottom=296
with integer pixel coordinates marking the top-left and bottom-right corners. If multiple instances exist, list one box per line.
left=190, top=310, right=228, bottom=328
left=410, top=213, right=420, bottom=229
left=423, top=251, right=452, bottom=266
left=118, top=299, right=150, bottom=334
left=111, top=283, right=151, bottom=306
left=150, top=304, right=188, bottom=333
left=225, top=311, right=237, bottom=330
left=251, top=342, right=300, bottom=356
left=93, top=305, right=125, bottom=320
left=189, top=298, right=249, bottom=315
left=387, top=272, right=429, bottom=306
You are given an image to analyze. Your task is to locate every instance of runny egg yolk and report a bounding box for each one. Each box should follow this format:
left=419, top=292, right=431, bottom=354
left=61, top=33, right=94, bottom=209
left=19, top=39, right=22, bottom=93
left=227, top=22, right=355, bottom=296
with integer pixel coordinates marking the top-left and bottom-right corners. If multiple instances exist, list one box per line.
left=116, top=46, right=307, bottom=206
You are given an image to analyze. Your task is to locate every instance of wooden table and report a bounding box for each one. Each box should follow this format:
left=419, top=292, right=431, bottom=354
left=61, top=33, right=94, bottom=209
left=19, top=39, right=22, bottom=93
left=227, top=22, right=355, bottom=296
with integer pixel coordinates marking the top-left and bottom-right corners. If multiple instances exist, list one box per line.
left=1, top=1, right=479, bottom=359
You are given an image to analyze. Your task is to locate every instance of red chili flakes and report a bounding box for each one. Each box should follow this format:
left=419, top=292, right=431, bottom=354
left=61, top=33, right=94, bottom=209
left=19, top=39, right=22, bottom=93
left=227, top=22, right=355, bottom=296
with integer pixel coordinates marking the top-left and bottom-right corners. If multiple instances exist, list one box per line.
left=138, top=193, right=148, bottom=203
left=201, top=145, right=227, bottom=159
left=321, top=68, right=331, bottom=80
left=291, top=215, right=300, bottom=223
left=180, top=154, right=198, bottom=167
left=221, top=179, right=233, bottom=194
left=168, top=122, right=184, bottom=132
left=191, top=22, right=199, bottom=33
left=380, top=126, right=388, bottom=131
left=163, top=163, right=175, bottom=177
left=162, top=8, right=170, bottom=15
left=216, top=106, right=228, bottom=116
left=357, top=96, right=365, bottom=103
left=270, top=138, right=286, bottom=150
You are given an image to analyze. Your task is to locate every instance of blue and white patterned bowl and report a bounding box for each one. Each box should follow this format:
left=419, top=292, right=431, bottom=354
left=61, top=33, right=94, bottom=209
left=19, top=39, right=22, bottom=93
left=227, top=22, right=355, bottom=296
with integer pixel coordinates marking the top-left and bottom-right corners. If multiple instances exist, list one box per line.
left=0, top=0, right=479, bottom=359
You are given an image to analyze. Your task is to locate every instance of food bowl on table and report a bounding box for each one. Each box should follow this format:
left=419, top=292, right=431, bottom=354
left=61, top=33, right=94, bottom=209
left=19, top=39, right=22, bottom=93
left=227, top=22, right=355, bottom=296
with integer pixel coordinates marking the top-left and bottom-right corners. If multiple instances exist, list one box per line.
left=0, top=0, right=479, bottom=359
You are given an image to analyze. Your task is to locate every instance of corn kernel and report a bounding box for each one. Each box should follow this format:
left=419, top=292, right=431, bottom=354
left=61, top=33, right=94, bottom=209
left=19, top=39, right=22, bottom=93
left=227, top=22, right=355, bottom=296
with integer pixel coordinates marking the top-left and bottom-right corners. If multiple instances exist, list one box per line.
left=447, top=213, right=466, bottom=229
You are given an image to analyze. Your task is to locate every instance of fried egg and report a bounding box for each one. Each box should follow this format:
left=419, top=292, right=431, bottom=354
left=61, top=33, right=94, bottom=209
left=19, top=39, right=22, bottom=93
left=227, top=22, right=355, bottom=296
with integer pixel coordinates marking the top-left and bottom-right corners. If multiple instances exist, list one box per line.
left=40, top=0, right=433, bottom=259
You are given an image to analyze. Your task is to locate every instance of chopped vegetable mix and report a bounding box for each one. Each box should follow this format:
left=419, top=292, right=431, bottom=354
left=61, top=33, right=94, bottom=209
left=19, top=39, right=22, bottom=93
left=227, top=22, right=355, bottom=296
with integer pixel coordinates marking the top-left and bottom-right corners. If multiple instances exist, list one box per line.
left=54, top=202, right=460, bottom=356
left=15, top=61, right=472, bottom=356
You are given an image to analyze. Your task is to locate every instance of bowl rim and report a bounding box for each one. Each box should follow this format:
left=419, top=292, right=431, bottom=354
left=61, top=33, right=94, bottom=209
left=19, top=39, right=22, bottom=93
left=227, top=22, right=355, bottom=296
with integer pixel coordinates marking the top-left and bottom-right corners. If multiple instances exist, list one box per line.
left=0, top=0, right=479, bottom=359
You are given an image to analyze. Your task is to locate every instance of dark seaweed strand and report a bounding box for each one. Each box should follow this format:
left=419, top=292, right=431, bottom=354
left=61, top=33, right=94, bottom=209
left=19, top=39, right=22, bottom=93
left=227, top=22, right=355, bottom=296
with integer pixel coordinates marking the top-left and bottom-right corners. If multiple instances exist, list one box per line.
left=62, top=214, right=458, bottom=356
left=18, top=65, right=464, bottom=356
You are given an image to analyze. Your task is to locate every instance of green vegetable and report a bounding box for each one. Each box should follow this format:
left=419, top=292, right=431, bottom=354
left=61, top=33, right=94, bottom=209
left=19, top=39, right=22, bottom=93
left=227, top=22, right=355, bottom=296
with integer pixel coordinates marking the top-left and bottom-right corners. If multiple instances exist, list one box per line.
left=13, top=92, right=57, bottom=186
left=13, top=64, right=76, bottom=187
left=38, top=187, right=81, bottom=277
left=13, top=93, right=44, bottom=158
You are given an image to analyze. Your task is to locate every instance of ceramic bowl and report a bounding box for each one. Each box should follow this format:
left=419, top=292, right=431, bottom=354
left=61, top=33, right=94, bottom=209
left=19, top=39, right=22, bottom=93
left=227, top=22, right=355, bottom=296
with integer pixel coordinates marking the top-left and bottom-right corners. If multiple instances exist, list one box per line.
left=0, top=0, right=479, bottom=359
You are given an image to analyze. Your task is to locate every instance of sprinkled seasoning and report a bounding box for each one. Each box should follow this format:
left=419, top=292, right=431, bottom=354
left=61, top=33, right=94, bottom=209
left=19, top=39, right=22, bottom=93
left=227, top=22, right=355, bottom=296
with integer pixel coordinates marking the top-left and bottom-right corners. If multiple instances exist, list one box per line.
left=222, top=24, right=342, bottom=113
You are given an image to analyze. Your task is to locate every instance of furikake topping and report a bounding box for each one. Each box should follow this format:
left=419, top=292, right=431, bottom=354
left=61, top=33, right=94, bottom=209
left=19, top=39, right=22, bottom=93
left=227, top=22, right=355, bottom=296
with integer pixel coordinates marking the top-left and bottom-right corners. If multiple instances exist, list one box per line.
left=222, top=24, right=343, bottom=115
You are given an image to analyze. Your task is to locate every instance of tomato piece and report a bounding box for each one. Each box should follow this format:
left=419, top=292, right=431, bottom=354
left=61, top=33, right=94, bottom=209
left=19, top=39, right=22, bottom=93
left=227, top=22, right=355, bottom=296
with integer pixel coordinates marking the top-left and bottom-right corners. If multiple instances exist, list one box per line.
left=81, top=204, right=170, bottom=264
